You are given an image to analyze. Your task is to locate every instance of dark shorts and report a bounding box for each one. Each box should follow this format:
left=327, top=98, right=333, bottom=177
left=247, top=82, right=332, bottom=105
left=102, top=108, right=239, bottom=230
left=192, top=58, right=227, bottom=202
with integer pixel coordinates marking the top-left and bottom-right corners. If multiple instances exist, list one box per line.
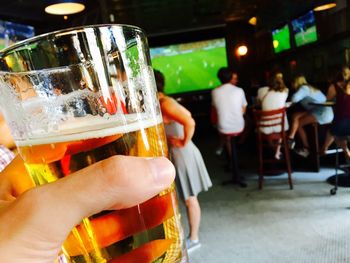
left=330, top=118, right=350, bottom=137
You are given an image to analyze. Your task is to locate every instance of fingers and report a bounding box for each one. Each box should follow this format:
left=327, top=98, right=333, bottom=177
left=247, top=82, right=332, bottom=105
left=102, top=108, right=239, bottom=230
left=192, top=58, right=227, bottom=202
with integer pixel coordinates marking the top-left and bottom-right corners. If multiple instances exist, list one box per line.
left=11, top=156, right=175, bottom=243
left=0, top=156, right=175, bottom=261
left=0, top=155, right=34, bottom=198
left=168, top=137, right=185, bottom=147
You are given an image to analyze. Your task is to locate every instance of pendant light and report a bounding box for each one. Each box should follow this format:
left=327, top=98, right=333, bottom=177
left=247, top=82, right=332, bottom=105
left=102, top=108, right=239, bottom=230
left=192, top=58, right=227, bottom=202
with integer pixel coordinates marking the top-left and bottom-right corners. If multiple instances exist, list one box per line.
left=45, top=0, right=85, bottom=15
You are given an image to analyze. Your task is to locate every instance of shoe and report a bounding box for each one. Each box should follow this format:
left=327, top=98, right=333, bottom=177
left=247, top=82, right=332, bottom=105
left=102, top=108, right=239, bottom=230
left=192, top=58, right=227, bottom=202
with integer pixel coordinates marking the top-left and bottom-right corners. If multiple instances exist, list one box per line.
left=275, top=152, right=283, bottom=160
left=287, top=138, right=295, bottom=149
left=232, top=180, right=247, bottom=188
left=186, top=238, right=201, bottom=253
left=294, top=148, right=310, bottom=158
left=237, top=180, right=248, bottom=188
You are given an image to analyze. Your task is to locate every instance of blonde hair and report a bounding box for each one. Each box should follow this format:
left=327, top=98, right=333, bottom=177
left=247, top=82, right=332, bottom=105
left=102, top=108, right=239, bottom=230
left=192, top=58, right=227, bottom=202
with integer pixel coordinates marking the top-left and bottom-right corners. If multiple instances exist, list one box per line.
left=270, top=75, right=288, bottom=92
left=293, top=75, right=317, bottom=92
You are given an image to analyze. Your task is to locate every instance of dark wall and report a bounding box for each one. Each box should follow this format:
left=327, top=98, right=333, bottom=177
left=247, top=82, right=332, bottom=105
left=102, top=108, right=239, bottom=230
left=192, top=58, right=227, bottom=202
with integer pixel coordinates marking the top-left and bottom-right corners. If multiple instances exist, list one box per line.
left=145, top=0, right=350, bottom=135
left=254, top=0, right=350, bottom=92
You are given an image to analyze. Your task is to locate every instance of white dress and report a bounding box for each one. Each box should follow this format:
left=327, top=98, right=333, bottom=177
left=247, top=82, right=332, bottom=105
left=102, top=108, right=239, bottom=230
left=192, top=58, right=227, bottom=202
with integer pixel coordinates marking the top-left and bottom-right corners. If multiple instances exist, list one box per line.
left=257, top=87, right=289, bottom=134
left=165, top=122, right=212, bottom=200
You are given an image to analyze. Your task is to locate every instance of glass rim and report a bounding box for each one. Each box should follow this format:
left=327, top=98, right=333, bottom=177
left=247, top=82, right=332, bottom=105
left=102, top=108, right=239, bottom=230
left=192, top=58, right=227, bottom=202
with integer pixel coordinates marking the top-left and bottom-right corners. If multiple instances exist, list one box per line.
left=0, top=61, right=86, bottom=76
left=0, top=23, right=145, bottom=57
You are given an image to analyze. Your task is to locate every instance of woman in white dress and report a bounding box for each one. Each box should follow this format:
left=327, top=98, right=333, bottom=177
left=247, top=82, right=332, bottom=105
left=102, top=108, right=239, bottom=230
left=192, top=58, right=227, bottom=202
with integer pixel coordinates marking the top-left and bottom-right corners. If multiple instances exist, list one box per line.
left=154, top=70, right=212, bottom=252
left=257, top=75, right=289, bottom=159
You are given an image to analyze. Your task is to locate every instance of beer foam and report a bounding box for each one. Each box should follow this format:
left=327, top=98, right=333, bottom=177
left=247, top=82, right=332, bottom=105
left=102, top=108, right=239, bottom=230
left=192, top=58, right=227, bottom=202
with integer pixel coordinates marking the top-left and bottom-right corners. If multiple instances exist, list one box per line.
left=16, top=113, right=163, bottom=146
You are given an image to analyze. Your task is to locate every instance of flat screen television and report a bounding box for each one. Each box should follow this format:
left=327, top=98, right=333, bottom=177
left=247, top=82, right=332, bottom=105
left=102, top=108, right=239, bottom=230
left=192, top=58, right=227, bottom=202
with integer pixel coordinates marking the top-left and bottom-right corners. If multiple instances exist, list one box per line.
left=150, top=38, right=227, bottom=94
left=292, top=10, right=318, bottom=47
left=272, top=24, right=291, bottom=53
left=0, top=21, right=35, bottom=50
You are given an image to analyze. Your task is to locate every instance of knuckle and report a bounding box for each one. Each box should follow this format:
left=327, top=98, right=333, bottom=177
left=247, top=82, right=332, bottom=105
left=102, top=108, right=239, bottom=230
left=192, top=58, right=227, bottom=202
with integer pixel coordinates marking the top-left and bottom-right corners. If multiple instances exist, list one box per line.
left=100, top=155, right=141, bottom=188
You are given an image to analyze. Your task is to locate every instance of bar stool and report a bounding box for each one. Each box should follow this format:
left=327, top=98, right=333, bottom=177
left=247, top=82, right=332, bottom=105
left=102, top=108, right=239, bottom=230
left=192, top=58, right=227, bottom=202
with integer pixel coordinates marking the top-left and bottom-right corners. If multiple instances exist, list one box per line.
left=221, top=131, right=246, bottom=187
left=329, top=139, right=350, bottom=195
left=253, top=107, right=293, bottom=189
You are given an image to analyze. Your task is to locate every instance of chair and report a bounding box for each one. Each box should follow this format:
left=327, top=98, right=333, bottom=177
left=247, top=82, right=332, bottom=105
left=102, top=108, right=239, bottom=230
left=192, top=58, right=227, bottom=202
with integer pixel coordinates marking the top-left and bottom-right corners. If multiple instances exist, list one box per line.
left=253, top=107, right=293, bottom=189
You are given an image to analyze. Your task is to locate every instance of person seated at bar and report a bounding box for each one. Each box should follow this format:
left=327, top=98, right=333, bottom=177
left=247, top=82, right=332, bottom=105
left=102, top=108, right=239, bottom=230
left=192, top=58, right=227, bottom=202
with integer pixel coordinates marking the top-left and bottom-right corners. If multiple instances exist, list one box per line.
left=321, top=66, right=350, bottom=154
left=326, top=78, right=350, bottom=159
left=212, top=67, right=247, bottom=185
left=257, top=74, right=289, bottom=159
left=288, top=75, right=334, bottom=157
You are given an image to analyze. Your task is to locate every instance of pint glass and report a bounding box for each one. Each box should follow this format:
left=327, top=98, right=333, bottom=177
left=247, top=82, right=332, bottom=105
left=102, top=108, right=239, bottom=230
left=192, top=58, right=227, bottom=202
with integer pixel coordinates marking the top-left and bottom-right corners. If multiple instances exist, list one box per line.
left=0, top=25, right=187, bottom=263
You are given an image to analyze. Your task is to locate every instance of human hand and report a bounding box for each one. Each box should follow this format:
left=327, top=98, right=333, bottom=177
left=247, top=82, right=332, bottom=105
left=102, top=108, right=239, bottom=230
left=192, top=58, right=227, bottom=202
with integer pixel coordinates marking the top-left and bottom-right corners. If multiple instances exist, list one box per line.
left=0, top=156, right=175, bottom=263
left=168, top=136, right=186, bottom=148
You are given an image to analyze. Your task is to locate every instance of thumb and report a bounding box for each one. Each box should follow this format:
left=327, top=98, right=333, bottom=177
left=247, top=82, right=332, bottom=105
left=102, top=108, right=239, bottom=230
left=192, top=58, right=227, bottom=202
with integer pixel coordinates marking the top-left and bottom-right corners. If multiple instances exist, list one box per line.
left=0, top=156, right=175, bottom=259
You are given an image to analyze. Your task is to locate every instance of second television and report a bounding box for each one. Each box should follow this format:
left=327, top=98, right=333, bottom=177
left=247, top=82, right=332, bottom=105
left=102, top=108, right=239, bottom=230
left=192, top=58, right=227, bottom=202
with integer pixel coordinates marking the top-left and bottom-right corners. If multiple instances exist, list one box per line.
left=292, top=10, right=318, bottom=47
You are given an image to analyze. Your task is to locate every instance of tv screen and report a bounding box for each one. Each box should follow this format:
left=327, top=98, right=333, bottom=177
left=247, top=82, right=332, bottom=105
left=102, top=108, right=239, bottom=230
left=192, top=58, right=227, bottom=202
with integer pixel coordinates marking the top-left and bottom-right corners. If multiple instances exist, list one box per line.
left=0, top=21, right=35, bottom=50
left=272, top=24, right=291, bottom=53
left=292, top=10, right=318, bottom=47
left=150, top=38, right=227, bottom=94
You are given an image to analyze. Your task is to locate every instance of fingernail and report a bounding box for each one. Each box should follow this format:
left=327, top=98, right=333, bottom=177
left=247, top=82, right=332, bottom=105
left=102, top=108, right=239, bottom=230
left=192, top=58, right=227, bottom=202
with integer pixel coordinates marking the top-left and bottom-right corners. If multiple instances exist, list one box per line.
left=149, top=157, right=175, bottom=186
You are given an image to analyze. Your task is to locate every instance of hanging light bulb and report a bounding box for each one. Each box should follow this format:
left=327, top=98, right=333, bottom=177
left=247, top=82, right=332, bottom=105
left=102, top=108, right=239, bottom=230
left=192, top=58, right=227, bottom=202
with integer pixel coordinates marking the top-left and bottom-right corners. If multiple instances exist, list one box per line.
left=45, top=0, right=85, bottom=15
left=314, top=1, right=336, bottom=11
left=248, top=17, right=257, bottom=26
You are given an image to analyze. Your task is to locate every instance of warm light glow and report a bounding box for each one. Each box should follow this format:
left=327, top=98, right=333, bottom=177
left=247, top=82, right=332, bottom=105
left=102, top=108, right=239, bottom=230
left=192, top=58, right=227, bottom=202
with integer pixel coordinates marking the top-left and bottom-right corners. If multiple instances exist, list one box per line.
left=249, top=16, right=257, bottom=26
left=314, top=2, right=336, bottom=11
left=64, top=15, right=68, bottom=20
left=273, top=40, right=279, bottom=48
left=45, top=2, right=85, bottom=15
left=236, top=45, right=248, bottom=56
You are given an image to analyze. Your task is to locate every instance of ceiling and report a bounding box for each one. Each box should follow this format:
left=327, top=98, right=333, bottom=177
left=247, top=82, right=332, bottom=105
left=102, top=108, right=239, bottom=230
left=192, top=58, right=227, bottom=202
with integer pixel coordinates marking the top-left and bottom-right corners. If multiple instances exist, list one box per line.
left=0, top=0, right=327, bottom=35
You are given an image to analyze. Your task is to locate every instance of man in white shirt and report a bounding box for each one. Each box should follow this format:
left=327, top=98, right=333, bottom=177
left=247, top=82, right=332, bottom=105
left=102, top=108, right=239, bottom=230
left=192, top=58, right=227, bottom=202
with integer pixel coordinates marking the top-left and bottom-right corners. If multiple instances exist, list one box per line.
left=212, top=68, right=248, bottom=187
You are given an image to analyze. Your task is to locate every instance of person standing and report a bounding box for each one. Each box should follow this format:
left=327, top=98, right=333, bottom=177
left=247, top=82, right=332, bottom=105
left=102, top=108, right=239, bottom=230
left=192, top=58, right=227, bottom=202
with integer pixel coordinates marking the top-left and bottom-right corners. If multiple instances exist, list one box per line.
left=212, top=67, right=248, bottom=186
left=154, top=70, right=212, bottom=253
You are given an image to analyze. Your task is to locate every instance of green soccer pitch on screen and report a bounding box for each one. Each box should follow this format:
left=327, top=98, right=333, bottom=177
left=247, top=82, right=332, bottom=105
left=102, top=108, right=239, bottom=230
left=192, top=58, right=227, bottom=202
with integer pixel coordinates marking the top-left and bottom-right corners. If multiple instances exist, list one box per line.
left=292, top=10, right=318, bottom=47
left=272, top=24, right=291, bottom=54
left=150, top=38, right=228, bottom=95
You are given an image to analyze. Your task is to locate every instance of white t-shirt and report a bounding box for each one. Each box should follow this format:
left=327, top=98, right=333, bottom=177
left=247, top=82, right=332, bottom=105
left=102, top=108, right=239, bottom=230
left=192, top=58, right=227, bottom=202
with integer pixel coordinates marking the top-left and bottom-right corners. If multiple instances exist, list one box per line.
left=257, top=86, right=288, bottom=111
left=257, top=86, right=289, bottom=134
left=211, top=83, right=247, bottom=134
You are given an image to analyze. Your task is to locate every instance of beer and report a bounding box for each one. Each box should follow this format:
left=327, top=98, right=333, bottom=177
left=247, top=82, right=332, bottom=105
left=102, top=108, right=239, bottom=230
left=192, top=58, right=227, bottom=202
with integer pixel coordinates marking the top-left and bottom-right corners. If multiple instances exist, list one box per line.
left=17, top=114, right=185, bottom=263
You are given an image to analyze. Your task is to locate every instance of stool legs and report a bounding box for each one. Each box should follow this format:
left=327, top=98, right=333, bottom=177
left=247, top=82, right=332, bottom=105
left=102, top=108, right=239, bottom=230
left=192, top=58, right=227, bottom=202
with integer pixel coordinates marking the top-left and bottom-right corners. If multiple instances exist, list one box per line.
left=222, top=136, right=246, bottom=188
left=231, top=136, right=239, bottom=182
left=257, top=133, right=264, bottom=189
left=283, top=136, right=293, bottom=190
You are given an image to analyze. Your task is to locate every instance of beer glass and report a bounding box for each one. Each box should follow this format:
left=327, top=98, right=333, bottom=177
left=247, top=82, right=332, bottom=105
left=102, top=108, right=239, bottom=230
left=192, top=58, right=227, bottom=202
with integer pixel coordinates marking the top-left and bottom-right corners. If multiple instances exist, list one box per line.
left=0, top=25, right=187, bottom=263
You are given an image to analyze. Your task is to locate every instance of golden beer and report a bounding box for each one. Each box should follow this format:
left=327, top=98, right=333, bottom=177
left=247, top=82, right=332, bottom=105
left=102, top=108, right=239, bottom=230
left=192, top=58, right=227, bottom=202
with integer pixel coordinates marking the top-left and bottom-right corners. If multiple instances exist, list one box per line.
left=17, top=116, right=185, bottom=263
left=0, top=24, right=187, bottom=263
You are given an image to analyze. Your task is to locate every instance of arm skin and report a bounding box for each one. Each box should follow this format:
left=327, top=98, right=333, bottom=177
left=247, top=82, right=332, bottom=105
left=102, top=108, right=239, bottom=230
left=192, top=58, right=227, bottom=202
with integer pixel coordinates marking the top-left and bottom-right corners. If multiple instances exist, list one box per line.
left=0, top=113, right=15, bottom=149
left=160, top=95, right=195, bottom=148
left=242, top=106, right=247, bottom=114
left=327, top=84, right=337, bottom=101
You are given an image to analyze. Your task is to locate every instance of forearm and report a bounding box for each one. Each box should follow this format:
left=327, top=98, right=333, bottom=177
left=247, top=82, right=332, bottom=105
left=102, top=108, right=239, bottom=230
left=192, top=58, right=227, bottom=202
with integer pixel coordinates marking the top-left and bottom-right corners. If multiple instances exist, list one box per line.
left=0, top=123, right=15, bottom=149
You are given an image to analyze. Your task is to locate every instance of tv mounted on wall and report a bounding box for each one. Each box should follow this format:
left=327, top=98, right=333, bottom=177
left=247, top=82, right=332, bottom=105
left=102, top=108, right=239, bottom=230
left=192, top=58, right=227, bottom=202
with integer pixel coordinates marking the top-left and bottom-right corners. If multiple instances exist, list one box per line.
left=292, top=10, right=318, bottom=47
left=0, top=20, right=35, bottom=50
left=272, top=24, right=291, bottom=54
left=150, top=38, right=227, bottom=95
